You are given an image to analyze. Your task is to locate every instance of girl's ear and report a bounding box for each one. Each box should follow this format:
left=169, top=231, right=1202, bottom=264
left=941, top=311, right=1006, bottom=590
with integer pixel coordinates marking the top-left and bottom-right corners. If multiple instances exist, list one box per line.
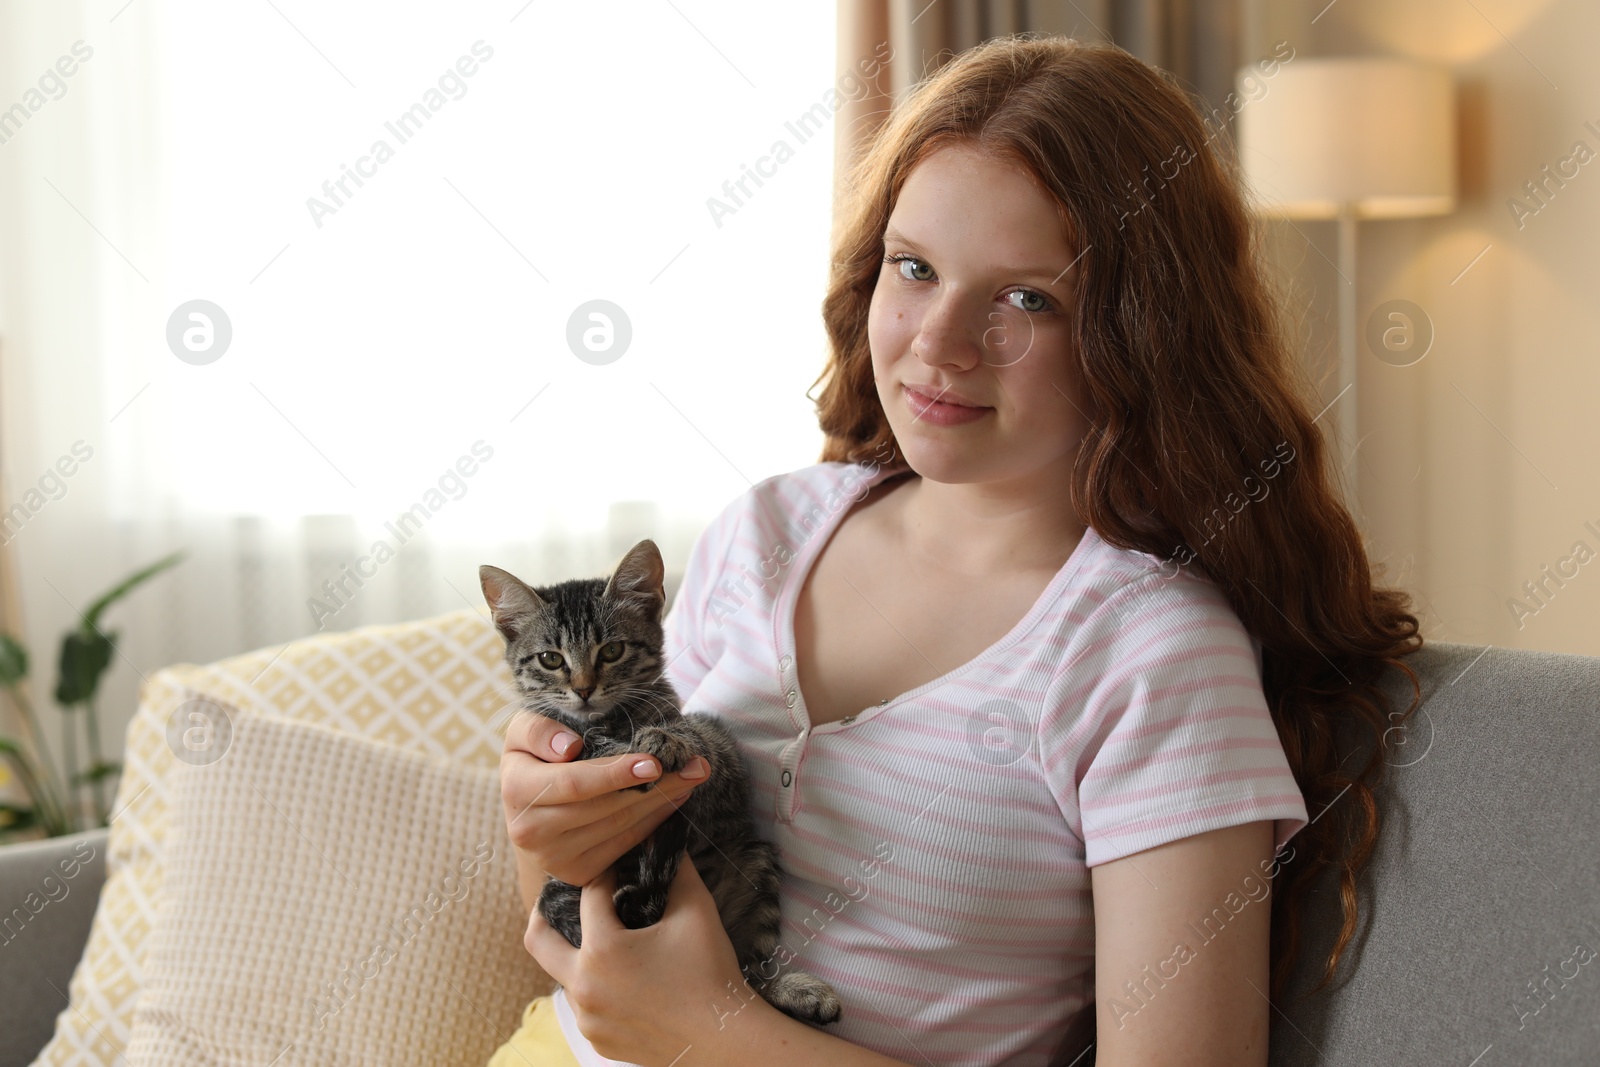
left=479, top=565, right=545, bottom=642
left=602, top=539, right=665, bottom=617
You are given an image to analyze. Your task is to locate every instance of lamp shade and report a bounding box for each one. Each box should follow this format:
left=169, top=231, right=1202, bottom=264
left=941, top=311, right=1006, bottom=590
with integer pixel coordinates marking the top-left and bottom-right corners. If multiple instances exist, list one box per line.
left=1236, top=57, right=1456, bottom=219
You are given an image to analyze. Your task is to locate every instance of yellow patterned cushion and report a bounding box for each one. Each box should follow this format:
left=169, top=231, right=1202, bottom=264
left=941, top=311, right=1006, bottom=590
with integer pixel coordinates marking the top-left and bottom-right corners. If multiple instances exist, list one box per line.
left=29, top=608, right=553, bottom=1065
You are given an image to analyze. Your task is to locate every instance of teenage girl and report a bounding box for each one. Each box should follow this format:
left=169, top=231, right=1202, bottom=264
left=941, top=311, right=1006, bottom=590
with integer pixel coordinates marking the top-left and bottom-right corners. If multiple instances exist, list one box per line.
left=486, top=35, right=1422, bottom=1067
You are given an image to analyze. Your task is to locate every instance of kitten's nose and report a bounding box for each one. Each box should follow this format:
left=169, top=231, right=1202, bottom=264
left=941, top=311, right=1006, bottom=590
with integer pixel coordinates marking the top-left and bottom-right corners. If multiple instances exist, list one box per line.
left=573, top=685, right=595, bottom=702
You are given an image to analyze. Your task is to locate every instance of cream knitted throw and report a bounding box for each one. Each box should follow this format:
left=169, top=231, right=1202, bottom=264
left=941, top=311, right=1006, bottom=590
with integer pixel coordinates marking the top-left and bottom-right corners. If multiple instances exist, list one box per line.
left=125, top=711, right=552, bottom=1066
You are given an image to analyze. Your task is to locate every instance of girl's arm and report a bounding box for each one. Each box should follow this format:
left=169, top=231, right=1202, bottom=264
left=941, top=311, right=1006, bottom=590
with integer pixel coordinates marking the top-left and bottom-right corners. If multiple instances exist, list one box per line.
left=684, top=996, right=922, bottom=1067
left=1089, top=820, right=1278, bottom=1067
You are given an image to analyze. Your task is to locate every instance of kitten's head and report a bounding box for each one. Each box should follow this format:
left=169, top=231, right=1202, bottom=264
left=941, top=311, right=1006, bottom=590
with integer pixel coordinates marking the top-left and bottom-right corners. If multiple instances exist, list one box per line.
left=479, top=539, right=667, bottom=727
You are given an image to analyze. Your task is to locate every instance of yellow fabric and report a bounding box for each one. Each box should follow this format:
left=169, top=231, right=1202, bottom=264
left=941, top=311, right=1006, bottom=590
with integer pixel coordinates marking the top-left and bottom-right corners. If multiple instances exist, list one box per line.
left=486, top=995, right=582, bottom=1067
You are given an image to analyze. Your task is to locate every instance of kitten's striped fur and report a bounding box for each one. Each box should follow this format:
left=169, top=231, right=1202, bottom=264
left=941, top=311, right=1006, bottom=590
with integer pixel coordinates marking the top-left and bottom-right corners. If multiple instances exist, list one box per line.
left=480, top=540, right=842, bottom=1026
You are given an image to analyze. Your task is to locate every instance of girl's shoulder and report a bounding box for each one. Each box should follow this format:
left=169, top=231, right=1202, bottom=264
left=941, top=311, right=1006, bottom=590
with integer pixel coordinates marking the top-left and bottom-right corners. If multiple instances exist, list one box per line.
left=1055, top=536, right=1265, bottom=677
left=668, top=461, right=895, bottom=658
left=676, top=460, right=889, bottom=590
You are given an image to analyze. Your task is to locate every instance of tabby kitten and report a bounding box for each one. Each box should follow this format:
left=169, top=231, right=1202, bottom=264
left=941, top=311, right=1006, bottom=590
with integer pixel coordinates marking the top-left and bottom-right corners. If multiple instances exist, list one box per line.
left=479, top=539, right=842, bottom=1026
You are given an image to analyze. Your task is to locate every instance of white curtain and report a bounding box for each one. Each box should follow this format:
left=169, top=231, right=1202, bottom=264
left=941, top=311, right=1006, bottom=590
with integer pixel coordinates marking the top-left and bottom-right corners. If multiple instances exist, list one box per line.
left=0, top=1, right=837, bottom=796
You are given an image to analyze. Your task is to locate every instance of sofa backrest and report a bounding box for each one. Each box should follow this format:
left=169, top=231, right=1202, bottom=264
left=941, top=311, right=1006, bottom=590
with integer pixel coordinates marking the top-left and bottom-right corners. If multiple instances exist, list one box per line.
left=0, top=827, right=109, bottom=1067
left=1269, top=640, right=1600, bottom=1066
left=12, top=638, right=1597, bottom=1066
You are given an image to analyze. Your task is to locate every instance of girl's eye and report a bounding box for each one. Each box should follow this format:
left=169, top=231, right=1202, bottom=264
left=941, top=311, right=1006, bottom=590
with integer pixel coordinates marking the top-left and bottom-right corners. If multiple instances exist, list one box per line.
left=1005, top=289, right=1053, bottom=314
left=884, top=252, right=935, bottom=282
left=537, top=651, right=565, bottom=670
left=885, top=253, right=1056, bottom=314
left=597, top=640, right=625, bottom=663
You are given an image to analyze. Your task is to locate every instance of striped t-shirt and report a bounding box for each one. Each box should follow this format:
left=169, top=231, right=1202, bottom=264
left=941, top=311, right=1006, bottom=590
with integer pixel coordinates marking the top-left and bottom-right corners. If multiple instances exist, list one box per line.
left=561, top=459, right=1309, bottom=1067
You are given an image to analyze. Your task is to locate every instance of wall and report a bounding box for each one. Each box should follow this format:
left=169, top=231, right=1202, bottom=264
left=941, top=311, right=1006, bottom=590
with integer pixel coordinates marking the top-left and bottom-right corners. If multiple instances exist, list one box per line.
left=1258, top=0, right=1598, bottom=655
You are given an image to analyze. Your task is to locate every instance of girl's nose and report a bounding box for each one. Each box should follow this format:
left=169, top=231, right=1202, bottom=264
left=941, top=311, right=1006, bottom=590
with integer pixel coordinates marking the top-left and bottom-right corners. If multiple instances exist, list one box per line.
left=913, top=292, right=984, bottom=370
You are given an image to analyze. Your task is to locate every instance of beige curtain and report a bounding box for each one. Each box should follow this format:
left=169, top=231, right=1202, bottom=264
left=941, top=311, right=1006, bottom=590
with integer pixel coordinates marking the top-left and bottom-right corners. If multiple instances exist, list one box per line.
left=833, top=0, right=1259, bottom=214
left=0, top=345, right=32, bottom=800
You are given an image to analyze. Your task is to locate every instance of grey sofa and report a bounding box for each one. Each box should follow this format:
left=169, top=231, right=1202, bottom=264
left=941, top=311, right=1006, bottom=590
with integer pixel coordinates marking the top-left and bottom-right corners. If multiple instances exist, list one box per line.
left=1, top=640, right=1595, bottom=1066
left=0, top=826, right=108, bottom=1066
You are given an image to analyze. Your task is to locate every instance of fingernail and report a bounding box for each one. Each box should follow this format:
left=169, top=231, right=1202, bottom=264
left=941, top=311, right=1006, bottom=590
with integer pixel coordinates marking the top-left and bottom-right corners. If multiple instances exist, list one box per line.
left=632, top=758, right=659, bottom=779
left=683, top=757, right=709, bottom=779
left=552, top=731, right=578, bottom=756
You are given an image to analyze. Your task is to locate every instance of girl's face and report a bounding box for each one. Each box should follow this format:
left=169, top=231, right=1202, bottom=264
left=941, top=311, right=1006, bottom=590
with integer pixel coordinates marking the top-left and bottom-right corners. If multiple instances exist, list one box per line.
left=868, top=143, right=1092, bottom=488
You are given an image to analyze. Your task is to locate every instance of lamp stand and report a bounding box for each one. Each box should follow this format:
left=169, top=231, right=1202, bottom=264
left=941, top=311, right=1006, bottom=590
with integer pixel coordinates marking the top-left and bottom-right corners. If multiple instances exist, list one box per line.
left=1335, top=203, right=1360, bottom=514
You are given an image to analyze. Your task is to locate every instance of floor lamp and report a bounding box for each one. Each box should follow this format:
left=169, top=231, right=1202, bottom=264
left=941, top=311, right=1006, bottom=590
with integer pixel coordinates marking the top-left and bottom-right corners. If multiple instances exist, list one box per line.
left=1235, top=57, right=1456, bottom=509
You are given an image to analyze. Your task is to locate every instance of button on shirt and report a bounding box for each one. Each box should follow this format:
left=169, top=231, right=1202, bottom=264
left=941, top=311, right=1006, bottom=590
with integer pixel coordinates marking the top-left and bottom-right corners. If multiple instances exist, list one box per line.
left=651, top=460, right=1309, bottom=1066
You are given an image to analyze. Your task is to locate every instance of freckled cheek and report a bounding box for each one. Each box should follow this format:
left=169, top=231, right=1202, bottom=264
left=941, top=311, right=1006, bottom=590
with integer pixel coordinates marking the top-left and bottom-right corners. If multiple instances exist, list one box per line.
left=998, top=329, right=1081, bottom=428
left=868, top=294, right=918, bottom=369
left=980, top=315, right=1048, bottom=376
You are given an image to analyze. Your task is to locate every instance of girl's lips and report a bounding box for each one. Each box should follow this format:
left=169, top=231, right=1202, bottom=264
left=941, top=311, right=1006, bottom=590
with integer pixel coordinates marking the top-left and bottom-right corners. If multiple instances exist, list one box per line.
left=902, top=384, right=992, bottom=426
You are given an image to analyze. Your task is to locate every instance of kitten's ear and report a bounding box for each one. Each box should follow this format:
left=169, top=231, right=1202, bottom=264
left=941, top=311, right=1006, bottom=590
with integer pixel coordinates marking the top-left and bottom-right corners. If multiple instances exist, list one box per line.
left=602, top=539, right=665, bottom=617
left=479, top=565, right=545, bottom=642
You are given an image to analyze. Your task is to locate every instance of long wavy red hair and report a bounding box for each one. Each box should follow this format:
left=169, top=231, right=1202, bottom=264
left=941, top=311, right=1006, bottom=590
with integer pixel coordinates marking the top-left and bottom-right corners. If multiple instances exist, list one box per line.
left=811, top=34, right=1423, bottom=1005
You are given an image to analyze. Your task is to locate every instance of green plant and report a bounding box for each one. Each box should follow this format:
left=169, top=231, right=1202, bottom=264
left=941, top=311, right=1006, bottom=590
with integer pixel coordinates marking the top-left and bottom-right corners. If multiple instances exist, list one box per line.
left=0, top=551, right=185, bottom=841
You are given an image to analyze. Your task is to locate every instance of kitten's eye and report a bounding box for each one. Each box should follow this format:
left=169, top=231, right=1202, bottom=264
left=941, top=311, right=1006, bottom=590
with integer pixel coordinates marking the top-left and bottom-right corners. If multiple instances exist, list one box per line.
left=537, top=651, right=565, bottom=670
left=597, top=640, right=625, bottom=663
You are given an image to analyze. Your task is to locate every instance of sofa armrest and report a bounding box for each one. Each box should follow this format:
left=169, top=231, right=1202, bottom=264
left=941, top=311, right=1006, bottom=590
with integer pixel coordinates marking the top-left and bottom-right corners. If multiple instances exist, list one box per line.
left=0, top=828, right=109, bottom=1067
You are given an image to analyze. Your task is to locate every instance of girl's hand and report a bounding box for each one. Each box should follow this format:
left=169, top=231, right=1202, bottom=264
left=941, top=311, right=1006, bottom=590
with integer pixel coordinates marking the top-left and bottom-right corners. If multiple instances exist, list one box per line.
left=501, top=711, right=710, bottom=886
left=527, top=857, right=762, bottom=1065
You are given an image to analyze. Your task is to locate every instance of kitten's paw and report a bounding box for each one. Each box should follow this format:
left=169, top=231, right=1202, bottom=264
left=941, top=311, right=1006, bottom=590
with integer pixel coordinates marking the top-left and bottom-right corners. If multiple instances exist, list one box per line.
left=764, top=970, right=843, bottom=1026
left=631, top=726, right=700, bottom=776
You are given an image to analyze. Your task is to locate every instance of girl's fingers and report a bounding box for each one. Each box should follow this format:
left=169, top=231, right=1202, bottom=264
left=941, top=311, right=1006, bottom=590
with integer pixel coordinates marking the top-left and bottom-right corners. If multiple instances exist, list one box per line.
left=500, top=730, right=711, bottom=881
left=507, top=763, right=701, bottom=843
left=566, top=796, right=687, bottom=882
left=543, top=783, right=699, bottom=882
left=578, top=866, right=625, bottom=939
left=505, top=747, right=710, bottom=812
left=508, top=749, right=664, bottom=808
left=524, top=905, right=577, bottom=983
left=507, top=711, right=585, bottom=762
left=506, top=780, right=704, bottom=884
